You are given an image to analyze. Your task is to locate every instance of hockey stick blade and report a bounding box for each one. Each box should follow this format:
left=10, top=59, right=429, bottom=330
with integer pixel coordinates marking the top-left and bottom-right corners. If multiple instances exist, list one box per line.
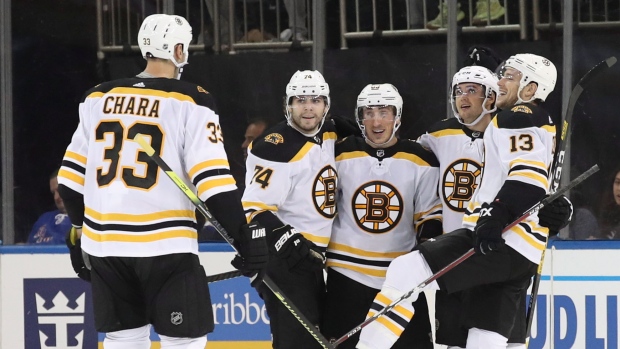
left=334, top=164, right=599, bottom=346
left=134, top=134, right=335, bottom=349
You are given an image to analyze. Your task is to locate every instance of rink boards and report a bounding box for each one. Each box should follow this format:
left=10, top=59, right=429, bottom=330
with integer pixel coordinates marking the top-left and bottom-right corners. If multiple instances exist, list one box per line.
left=0, top=240, right=618, bottom=349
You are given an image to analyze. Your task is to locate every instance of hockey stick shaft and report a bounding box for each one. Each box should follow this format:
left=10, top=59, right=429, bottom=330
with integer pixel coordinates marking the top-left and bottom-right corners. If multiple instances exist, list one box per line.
left=335, top=164, right=599, bottom=346
left=526, top=56, right=616, bottom=343
left=134, top=134, right=335, bottom=349
left=206, top=270, right=244, bottom=283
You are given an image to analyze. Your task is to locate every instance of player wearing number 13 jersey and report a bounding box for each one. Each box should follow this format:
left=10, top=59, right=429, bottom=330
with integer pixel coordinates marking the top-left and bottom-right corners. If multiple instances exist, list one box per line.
left=56, top=14, right=268, bottom=349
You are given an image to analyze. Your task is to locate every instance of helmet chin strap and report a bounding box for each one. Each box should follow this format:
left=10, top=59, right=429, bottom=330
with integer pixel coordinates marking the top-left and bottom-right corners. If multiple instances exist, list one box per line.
left=171, top=53, right=189, bottom=80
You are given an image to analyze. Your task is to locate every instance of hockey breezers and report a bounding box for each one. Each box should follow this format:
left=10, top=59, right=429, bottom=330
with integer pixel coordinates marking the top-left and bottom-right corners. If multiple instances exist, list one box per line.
left=525, top=56, right=617, bottom=344
left=334, top=164, right=599, bottom=347
left=134, top=134, right=336, bottom=349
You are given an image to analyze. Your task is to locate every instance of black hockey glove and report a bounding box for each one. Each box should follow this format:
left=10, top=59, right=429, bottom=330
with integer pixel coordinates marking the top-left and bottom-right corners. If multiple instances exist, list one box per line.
left=463, top=45, right=504, bottom=72
left=65, top=227, right=91, bottom=282
left=268, top=225, right=325, bottom=273
left=231, top=222, right=269, bottom=287
left=417, top=219, right=443, bottom=243
left=538, top=195, right=573, bottom=235
left=330, top=114, right=362, bottom=139
left=473, top=201, right=512, bottom=255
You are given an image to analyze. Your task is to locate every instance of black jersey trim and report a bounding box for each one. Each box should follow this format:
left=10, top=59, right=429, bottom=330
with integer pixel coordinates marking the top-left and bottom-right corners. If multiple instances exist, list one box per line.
left=326, top=252, right=392, bottom=267
left=192, top=168, right=232, bottom=187
left=83, top=216, right=197, bottom=232
left=62, top=160, right=86, bottom=174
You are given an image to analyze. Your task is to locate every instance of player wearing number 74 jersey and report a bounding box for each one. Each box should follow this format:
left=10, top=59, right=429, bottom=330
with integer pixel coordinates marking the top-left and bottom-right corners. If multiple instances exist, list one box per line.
left=57, top=14, right=268, bottom=349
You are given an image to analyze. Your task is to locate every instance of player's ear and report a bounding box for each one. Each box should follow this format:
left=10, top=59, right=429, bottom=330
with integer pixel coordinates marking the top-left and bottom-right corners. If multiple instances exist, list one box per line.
left=522, top=82, right=538, bottom=101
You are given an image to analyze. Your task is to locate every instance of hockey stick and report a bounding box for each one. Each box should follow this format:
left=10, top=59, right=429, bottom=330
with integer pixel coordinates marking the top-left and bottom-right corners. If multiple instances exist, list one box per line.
left=206, top=270, right=244, bottom=283
left=133, top=134, right=335, bottom=349
left=334, top=164, right=599, bottom=346
left=525, top=56, right=617, bottom=343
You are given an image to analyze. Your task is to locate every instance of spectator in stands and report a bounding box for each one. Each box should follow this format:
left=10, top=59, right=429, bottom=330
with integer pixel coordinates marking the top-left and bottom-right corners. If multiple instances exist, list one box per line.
left=28, top=169, right=72, bottom=245
left=242, top=117, right=271, bottom=161
left=568, top=190, right=600, bottom=240
left=599, top=166, right=620, bottom=239
left=426, top=0, right=505, bottom=29
left=280, top=0, right=308, bottom=41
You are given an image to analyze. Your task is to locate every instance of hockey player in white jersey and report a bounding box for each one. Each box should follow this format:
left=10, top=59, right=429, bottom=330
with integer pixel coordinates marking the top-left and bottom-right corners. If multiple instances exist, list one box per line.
left=57, top=14, right=268, bottom=349
left=241, top=70, right=336, bottom=348
left=417, top=65, right=500, bottom=349
left=355, top=53, right=558, bottom=349
left=323, top=84, right=442, bottom=348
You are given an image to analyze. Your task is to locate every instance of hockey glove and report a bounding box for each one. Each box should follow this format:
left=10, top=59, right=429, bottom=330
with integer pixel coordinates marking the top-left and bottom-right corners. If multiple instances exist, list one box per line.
left=268, top=225, right=325, bottom=273
left=473, top=201, right=512, bottom=255
left=231, top=222, right=269, bottom=287
left=65, top=227, right=91, bottom=282
left=538, top=195, right=573, bottom=235
left=330, top=114, right=362, bottom=139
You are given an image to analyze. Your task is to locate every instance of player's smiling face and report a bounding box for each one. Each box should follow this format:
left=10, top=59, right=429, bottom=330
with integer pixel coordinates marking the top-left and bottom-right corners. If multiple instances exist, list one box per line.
left=289, top=95, right=327, bottom=134
left=454, top=82, right=487, bottom=123
left=497, top=67, right=522, bottom=108
left=362, top=106, right=398, bottom=147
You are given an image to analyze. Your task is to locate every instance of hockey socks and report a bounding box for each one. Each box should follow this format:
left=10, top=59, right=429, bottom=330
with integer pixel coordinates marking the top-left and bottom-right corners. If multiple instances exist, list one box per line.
left=356, top=286, right=415, bottom=349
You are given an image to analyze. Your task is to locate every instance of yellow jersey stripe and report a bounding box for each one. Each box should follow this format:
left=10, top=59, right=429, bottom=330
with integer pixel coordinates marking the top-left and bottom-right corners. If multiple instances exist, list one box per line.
left=290, top=142, right=315, bottom=162
left=509, top=159, right=547, bottom=170
left=507, top=171, right=548, bottom=188
left=512, top=224, right=545, bottom=250
left=328, top=242, right=407, bottom=258
left=392, top=152, right=431, bottom=166
left=58, top=169, right=85, bottom=186
left=65, top=151, right=87, bottom=165
left=300, top=231, right=330, bottom=246
left=542, top=125, right=556, bottom=133
left=83, top=226, right=197, bottom=242
left=242, top=201, right=278, bottom=212
left=428, top=129, right=464, bottom=137
left=336, top=151, right=369, bottom=161
left=323, top=132, right=338, bottom=141
left=376, top=316, right=404, bottom=337
left=87, top=91, right=105, bottom=99
left=326, top=261, right=387, bottom=277
left=101, top=87, right=196, bottom=103
left=197, top=177, right=237, bottom=196
left=188, top=159, right=231, bottom=178
left=413, top=204, right=442, bottom=222
left=85, top=207, right=195, bottom=222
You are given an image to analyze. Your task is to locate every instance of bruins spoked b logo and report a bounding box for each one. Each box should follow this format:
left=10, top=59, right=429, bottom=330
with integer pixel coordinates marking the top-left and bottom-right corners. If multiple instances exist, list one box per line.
left=313, top=165, right=337, bottom=218
left=443, top=159, right=482, bottom=212
left=352, top=181, right=403, bottom=233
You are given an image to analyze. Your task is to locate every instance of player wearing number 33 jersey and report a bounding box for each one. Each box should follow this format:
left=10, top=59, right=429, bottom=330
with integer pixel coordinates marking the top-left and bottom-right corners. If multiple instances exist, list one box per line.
left=58, top=77, right=233, bottom=257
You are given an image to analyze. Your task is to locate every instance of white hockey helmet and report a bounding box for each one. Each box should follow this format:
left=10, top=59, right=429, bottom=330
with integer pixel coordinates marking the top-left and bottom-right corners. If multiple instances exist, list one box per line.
left=138, top=14, right=193, bottom=68
left=450, top=66, right=499, bottom=127
left=502, top=53, right=557, bottom=103
left=355, top=83, right=403, bottom=146
left=285, top=70, right=331, bottom=136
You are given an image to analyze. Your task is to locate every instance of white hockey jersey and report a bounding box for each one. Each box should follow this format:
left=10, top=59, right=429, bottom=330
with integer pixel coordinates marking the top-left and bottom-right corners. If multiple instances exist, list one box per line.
left=58, top=78, right=236, bottom=257
left=418, top=118, right=484, bottom=232
left=242, top=121, right=338, bottom=248
left=327, top=137, right=442, bottom=289
left=462, top=104, right=556, bottom=264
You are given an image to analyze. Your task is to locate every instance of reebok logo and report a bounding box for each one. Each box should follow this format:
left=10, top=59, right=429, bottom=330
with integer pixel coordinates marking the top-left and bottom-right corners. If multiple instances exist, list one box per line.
left=252, top=228, right=266, bottom=239
left=274, top=229, right=297, bottom=251
left=133, top=82, right=146, bottom=87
